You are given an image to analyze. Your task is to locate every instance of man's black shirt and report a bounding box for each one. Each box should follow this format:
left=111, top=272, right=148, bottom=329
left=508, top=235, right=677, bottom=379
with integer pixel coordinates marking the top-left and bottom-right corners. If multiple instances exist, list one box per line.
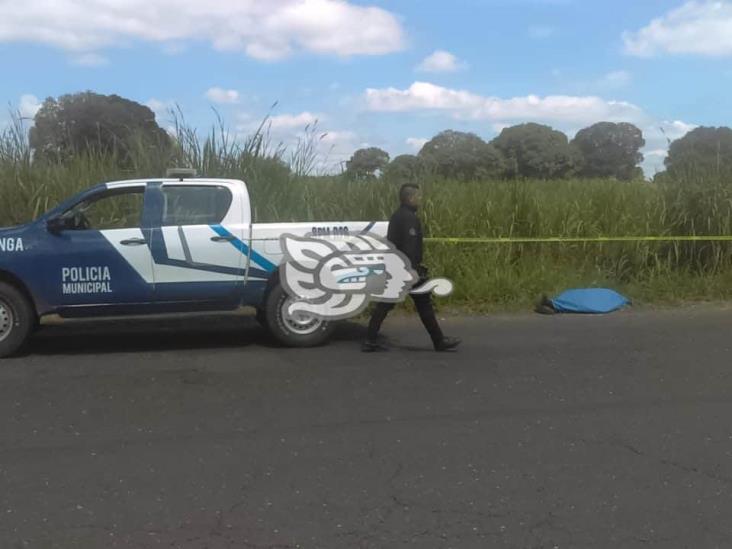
left=387, top=204, right=423, bottom=269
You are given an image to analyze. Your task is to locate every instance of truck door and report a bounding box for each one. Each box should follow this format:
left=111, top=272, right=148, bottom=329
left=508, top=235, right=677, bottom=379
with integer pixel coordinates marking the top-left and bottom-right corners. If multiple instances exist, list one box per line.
left=42, top=184, right=155, bottom=312
left=148, top=183, right=247, bottom=305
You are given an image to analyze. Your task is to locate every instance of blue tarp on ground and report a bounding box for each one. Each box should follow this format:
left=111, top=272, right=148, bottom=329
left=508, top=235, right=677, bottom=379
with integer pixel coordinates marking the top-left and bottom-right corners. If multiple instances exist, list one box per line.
left=551, top=288, right=630, bottom=314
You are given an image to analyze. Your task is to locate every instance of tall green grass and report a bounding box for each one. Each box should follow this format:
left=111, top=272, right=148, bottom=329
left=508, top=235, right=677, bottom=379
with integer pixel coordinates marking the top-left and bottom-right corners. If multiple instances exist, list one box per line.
left=3, top=110, right=732, bottom=311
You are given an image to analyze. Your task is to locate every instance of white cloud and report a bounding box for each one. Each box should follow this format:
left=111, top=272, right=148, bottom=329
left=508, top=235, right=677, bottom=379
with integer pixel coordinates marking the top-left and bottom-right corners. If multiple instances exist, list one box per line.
left=645, top=120, right=698, bottom=150
left=145, top=99, right=176, bottom=124
left=624, top=1, right=732, bottom=57
left=406, top=137, right=428, bottom=151
left=290, top=128, right=362, bottom=174
left=364, top=81, right=645, bottom=126
left=238, top=112, right=322, bottom=133
left=320, top=130, right=359, bottom=147
left=416, top=50, right=467, bottom=73
left=70, top=52, right=109, bottom=67
left=0, top=0, right=405, bottom=61
left=641, top=120, right=698, bottom=175
left=19, top=95, right=42, bottom=119
left=205, top=87, right=241, bottom=105
left=364, top=81, right=701, bottom=177
left=268, top=112, right=321, bottom=131
left=315, top=130, right=364, bottom=173
left=235, top=111, right=351, bottom=173
left=662, top=120, right=698, bottom=139
left=145, top=99, right=167, bottom=114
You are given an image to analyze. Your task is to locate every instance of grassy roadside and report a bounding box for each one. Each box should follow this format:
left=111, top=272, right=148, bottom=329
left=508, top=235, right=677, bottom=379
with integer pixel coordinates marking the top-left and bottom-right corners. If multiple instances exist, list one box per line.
left=3, top=113, right=732, bottom=312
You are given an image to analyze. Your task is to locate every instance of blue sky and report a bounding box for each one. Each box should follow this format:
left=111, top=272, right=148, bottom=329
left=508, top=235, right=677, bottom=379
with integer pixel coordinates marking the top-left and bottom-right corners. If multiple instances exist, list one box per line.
left=1, top=0, right=730, bottom=175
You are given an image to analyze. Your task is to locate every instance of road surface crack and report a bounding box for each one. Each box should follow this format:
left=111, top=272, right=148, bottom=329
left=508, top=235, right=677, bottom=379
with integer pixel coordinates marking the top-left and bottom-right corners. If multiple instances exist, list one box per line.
left=579, top=437, right=732, bottom=486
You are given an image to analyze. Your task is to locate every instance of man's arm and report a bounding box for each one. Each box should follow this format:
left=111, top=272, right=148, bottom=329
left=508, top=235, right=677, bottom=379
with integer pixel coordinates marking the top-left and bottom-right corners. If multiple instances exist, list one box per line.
left=386, top=213, right=404, bottom=250
left=388, top=211, right=420, bottom=268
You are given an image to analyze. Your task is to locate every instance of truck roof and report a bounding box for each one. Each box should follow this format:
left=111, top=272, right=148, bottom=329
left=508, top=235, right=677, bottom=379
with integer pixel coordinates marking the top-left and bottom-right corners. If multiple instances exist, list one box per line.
left=105, top=178, right=246, bottom=189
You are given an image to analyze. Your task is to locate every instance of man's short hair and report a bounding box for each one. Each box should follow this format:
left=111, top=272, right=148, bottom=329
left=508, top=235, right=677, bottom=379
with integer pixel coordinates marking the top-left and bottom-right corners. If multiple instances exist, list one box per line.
left=399, top=183, right=420, bottom=203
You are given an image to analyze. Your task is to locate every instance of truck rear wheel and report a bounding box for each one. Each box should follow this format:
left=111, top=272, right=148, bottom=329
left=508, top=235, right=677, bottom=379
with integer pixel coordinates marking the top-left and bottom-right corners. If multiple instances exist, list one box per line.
left=264, top=284, right=335, bottom=347
left=0, top=282, right=35, bottom=358
left=255, top=307, right=267, bottom=328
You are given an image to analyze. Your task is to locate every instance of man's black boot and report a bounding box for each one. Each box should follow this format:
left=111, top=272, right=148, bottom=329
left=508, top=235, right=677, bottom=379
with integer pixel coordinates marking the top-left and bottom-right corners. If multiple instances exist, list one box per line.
left=362, top=340, right=388, bottom=353
left=434, top=336, right=461, bottom=352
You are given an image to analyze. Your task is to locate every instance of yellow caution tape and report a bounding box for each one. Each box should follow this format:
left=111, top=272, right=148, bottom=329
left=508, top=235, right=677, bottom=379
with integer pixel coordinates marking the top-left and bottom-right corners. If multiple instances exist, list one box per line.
left=426, top=236, right=732, bottom=244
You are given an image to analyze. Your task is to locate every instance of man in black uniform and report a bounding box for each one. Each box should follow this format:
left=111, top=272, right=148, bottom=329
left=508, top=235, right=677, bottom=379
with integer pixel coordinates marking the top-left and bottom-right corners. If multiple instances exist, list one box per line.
left=362, top=184, right=461, bottom=352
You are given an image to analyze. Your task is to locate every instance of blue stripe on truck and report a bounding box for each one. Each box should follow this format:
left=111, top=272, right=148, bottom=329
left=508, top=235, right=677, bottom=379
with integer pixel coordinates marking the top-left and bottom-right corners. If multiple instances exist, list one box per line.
left=210, top=225, right=278, bottom=273
left=360, top=221, right=376, bottom=234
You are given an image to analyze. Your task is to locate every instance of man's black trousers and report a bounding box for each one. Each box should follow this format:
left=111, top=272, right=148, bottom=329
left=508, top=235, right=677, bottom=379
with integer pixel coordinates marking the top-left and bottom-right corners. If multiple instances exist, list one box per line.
left=366, top=290, right=444, bottom=345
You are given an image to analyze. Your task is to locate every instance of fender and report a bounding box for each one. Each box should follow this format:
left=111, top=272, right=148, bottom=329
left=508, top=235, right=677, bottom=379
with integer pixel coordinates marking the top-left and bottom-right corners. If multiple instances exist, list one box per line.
left=0, top=269, right=40, bottom=316
left=257, top=269, right=281, bottom=309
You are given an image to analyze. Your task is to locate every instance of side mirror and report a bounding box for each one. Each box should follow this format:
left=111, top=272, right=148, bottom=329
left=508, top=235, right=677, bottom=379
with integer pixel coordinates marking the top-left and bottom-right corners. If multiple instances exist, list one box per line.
left=47, top=216, right=70, bottom=234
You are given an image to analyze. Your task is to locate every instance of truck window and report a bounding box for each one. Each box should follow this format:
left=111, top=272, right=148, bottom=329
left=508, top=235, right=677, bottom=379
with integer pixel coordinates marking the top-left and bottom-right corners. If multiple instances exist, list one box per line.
left=62, top=188, right=144, bottom=230
left=162, top=186, right=233, bottom=226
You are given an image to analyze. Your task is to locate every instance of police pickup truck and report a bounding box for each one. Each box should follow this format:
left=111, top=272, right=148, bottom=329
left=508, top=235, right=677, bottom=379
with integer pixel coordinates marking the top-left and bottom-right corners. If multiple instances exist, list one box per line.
left=0, top=173, right=386, bottom=357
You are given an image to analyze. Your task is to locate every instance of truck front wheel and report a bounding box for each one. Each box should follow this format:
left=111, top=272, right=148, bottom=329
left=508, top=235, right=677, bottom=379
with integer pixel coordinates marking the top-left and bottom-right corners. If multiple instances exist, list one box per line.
left=264, top=284, right=335, bottom=347
left=0, top=282, right=35, bottom=358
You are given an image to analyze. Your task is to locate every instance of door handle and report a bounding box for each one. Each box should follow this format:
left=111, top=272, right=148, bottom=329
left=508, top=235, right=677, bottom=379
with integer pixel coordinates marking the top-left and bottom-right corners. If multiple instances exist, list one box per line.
left=211, top=235, right=236, bottom=242
left=120, top=238, right=147, bottom=246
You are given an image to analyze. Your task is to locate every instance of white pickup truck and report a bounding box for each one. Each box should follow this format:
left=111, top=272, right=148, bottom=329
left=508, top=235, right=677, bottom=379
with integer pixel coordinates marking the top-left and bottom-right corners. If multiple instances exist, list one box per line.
left=0, top=175, right=387, bottom=356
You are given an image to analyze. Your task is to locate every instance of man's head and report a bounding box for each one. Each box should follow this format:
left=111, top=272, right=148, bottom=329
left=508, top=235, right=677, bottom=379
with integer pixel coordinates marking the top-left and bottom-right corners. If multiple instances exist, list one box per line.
left=399, top=183, right=421, bottom=210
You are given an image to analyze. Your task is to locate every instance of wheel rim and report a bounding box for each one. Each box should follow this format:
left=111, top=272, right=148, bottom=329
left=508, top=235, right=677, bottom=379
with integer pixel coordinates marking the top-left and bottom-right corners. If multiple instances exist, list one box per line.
left=280, top=296, right=324, bottom=336
left=0, top=299, right=14, bottom=343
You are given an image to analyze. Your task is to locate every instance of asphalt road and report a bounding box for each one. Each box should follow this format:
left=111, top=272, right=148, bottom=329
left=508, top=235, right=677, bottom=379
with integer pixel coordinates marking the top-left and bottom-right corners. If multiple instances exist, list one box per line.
left=2, top=306, right=732, bottom=548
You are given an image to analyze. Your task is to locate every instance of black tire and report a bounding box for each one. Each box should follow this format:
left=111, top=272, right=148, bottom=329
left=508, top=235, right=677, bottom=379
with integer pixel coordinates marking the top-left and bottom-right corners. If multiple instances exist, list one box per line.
left=264, top=283, right=335, bottom=347
left=0, top=282, right=35, bottom=358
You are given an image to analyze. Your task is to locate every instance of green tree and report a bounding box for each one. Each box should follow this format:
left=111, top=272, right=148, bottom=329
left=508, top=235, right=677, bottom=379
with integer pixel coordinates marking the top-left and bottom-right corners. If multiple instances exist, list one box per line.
left=418, top=130, right=505, bottom=180
left=29, top=91, right=171, bottom=163
left=492, top=123, right=580, bottom=179
left=663, top=126, right=732, bottom=178
left=345, top=147, right=390, bottom=179
left=572, top=122, right=645, bottom=180
left=383, top=154, right=427, bottom=184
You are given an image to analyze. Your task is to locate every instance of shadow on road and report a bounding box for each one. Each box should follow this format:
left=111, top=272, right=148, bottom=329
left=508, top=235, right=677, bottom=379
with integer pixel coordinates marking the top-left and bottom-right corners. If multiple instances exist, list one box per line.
left=24, top=315, right=367, bottom=356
